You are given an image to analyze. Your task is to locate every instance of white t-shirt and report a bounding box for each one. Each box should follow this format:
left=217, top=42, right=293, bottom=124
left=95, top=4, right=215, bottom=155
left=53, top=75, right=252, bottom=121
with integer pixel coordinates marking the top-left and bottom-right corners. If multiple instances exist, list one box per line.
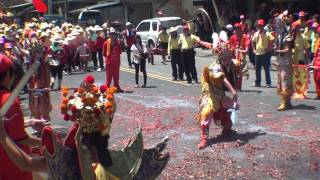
left=131, top=43, right=147, bottom=64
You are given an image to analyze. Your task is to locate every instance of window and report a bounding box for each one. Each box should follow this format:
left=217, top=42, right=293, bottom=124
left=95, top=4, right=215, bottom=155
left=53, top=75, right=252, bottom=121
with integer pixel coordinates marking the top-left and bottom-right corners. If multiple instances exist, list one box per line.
left=137, top=22, right=150, bottom=32
left=160, top=19, right=183, bottom=29
left=152, top=22, right=158, bottom=31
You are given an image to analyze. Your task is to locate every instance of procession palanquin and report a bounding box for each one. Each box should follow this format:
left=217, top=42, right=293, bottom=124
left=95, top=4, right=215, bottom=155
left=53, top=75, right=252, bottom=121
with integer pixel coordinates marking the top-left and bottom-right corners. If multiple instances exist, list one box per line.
left=38, top=75, right=170, bottom=180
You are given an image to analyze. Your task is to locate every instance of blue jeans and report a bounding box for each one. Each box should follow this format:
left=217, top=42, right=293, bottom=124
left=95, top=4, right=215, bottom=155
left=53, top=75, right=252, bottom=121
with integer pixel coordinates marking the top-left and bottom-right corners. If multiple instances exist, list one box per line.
left=255, top=53, right=271, bottom=85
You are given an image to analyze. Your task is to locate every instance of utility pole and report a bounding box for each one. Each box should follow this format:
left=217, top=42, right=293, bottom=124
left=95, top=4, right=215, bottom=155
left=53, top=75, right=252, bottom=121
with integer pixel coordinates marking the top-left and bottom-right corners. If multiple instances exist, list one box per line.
left=64, top=0, right=68, bottom=21
left=48, top=0, right=53, bottom=15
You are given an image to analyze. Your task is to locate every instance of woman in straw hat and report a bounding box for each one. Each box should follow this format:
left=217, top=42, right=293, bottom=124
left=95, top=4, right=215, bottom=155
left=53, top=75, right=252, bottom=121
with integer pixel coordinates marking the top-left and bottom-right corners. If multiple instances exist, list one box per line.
left=48, top=36, right=65, bottom=90
left=167, top=26, right=183, bottom=81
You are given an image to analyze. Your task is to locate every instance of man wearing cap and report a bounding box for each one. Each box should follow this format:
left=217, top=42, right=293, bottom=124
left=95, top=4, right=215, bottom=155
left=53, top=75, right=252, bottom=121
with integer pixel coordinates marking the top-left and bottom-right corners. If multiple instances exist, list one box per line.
left=122, top=22, right=136, bottom=68
left=48, top=36, right=65, bottom=90
left=168, top=27, right=183, bottom=81
left=158, top=26, right=169, bottom=63
left=88, top=27, right=99, bottom=71
left=0, top=53, right=44, bottom=180
left=312, top=26, right=320, bottom=99
left=178, top=25, right=200, bottom=84
left=93, top=25, right=104, bottom=71
left=103, top=27, right=124, bottom=92
left=295, top=11, right=307, bottom=28
left=240, top=15, right=248, bottom=34
left=308, top=22, right=319, bottom=62
left=291, top=22, right=310, bottom=99
left=96, top=31, right=106, bottom=71
left=292, top=23, right=310, bottom=65
left=252, top=19, right=275, bottom=87
left=229, top=23, right=250, bottom=90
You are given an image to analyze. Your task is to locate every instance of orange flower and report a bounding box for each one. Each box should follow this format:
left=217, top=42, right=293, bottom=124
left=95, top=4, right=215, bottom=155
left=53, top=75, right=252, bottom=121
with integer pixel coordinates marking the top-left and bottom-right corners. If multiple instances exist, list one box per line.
left=107, top=94, right=113, bottom=100
left=61, top=86, right=69, bottom=91
left=106, top=108, right=113, bottom=113
left=105, top=102, right=112, bottom=108
left=92, top=87, right=99, bottom=94
left=77, top=88, right=84, bottom=94
left=111, top=87, right=118, bottom=92
left=62, top=97, right=69, bottom=105
left=107, top=88, right=114, bottom=94
left=62, top=90, right=68, bottom=97
left=82, top=97, right=97, bottom=106
left=60, top=104, right=68, bottom=114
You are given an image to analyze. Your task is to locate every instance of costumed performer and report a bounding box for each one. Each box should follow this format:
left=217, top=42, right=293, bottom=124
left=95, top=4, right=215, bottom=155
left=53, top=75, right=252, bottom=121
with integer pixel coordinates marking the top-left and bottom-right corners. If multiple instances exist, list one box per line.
left=195, top=42, right=238, bottom=149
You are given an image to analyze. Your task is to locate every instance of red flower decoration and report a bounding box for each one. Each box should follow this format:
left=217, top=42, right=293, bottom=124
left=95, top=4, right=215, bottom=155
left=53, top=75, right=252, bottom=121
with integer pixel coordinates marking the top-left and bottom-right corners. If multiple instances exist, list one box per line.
left=100, top=85, right=107, bottom=93
left=71, top=105, right=77, bottom=113
left=94, top=108, right=101, bottom=117
left=64, top=114, right=70, bottom=121
left=69, top=95, right=75, bottom=100
left=84, top=75, right=95, bottom=84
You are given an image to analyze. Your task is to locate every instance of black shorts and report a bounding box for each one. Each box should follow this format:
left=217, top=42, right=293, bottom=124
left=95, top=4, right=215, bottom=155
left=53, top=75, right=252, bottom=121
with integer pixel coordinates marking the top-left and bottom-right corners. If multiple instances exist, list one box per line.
left=159, top=42, right=168, bottom=50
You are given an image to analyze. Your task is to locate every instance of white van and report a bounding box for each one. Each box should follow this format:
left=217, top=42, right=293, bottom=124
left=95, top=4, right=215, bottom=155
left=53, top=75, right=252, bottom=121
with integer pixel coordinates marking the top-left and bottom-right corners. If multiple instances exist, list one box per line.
left=136, top=17, right=183, bottom=47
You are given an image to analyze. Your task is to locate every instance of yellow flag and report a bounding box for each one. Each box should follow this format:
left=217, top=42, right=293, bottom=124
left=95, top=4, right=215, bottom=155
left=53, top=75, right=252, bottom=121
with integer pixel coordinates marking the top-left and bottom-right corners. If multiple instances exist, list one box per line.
left=292, top=65, right=309, bottom=99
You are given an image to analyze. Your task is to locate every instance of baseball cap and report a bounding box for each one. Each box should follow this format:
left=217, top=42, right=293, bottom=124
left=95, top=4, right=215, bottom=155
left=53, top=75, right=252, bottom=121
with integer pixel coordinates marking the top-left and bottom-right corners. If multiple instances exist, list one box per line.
left=4, top=43, right=13, bottom=49
left=234, top=23, right=241, bottom=28
left=109, top=27, right=116, bottom=33
left=299, top=11, right=305, bottom=17
left=257, top=19, right=265, bottom=26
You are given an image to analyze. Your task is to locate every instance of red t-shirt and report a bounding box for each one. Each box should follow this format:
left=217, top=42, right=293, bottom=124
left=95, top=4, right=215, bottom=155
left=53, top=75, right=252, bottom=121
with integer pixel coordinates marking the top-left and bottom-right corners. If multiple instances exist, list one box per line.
left=229, top=34, right=250, bottom=58
left=122, top=29, right=136, bottom=48
left=0, top=89, right=32, bottom=180
left=105, top=39, right=121, bottom=65
left=96, top=36, right=106, bottom=50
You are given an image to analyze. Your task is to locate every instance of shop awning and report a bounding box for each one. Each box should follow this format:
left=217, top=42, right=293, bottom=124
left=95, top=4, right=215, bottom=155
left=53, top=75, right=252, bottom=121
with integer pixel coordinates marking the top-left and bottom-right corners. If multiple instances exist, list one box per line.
left=69, top=1, right=121, bottom=14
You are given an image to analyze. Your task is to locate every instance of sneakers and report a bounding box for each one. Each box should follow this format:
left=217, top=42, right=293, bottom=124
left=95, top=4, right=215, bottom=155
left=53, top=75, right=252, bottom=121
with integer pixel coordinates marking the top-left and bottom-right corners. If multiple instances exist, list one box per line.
left=172, top=78, right=177, bottom=81
left=97, top=68, right=101, bottom=72
left=134, top=84, right=139, bottom=88
left=252, top=83, right=261, bottom=87
left=141, top=84, right=146, bottom=88
left=266, top=84, right=272, bottom=88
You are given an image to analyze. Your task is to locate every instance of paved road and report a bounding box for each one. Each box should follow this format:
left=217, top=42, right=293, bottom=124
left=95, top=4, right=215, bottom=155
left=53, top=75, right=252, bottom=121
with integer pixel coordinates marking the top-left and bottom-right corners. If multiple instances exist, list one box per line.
left=20, top=49, right=320, bottom=179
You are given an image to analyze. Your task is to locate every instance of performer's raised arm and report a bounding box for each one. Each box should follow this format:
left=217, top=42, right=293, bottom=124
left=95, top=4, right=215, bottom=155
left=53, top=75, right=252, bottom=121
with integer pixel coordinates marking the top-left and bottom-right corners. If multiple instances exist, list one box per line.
left=0, top=118, right=47, bottom=172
